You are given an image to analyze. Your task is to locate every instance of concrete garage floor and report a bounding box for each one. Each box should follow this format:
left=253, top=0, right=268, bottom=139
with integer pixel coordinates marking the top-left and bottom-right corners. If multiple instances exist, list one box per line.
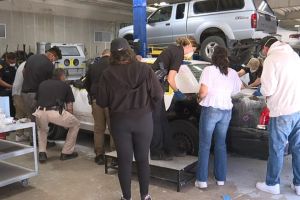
left=0, top=132, right=298, bottom=200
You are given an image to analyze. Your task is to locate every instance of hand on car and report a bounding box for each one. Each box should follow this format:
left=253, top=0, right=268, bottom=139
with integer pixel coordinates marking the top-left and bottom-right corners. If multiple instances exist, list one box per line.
left=174, top=90, right=187, bottom=101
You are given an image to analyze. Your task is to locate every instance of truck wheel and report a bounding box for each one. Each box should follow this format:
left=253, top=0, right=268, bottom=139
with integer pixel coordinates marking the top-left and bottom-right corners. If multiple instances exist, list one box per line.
left=169, top=120, right=199, bottom=156
left=200, top=36, right=226, bottom=62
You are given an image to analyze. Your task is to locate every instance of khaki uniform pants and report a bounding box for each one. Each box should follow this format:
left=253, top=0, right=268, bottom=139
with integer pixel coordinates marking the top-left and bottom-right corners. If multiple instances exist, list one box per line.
left=92, top=100, right=114, bottom=156
left=21, top=92, right=37, bottom=122
left=13, top=95, right=28, bottom=137
left=33, top=109, right=80, bottom=154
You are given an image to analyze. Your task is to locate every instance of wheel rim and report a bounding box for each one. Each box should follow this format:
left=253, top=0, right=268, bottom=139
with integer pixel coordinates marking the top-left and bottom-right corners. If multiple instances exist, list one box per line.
left=205, top=42, right=218, bottom=59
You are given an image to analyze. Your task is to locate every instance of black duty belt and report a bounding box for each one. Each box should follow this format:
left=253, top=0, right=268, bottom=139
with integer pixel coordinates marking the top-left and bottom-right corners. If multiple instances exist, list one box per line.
left=38, top=106, right=60, bottom=111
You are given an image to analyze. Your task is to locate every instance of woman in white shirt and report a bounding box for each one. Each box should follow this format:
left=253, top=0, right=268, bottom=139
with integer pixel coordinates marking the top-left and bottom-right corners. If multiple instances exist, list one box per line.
left=195, top=46, right=242, bottom=189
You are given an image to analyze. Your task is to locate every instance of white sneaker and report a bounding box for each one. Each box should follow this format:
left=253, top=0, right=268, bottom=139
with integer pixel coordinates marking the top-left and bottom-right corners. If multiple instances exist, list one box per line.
left=291, top=183, right=300, bottom=196
left=16, top=134, right=29, bottom=142
left=195, top=180, right=207, bottom=189
left=256, top=182, right=280, bottom=195
left=217, top=181, right=225, bottom=186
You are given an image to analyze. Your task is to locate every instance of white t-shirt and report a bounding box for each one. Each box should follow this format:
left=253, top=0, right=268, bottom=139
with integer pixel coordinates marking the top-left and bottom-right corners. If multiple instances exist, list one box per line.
left=261, top=41, right=300, bottom=117
left=199, top=65, right=241, bottom=110
left=12, top=61, right=26, bottom=96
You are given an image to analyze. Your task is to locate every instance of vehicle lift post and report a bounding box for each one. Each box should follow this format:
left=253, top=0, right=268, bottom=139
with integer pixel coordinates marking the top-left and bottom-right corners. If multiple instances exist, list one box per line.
left=133, top=0, right=147, bottom=57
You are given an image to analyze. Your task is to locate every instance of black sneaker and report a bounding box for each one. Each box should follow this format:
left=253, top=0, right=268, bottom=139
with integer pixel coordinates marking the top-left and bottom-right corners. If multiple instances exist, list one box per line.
left=60, top=152, right=78, bottom=161
left=95, top=154, right=105, bottom=165
left=39, top=152, right=47, bottom=163
left=151, top=152, right=173, bottom=161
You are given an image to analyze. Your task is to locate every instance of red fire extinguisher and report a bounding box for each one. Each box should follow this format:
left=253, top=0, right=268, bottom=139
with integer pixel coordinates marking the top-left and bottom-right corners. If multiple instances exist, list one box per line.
left=0, top=132, right=6, bottom=140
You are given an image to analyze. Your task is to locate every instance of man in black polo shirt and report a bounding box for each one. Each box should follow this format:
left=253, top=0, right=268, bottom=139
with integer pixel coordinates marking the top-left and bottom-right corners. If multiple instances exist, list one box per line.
left=21, top=46, right=62, bottom=121
left=0, top=52, right=17, bottom=117
left=33, top=68, right=80, bottom=163
left=85, top=49, right=113, bottom=165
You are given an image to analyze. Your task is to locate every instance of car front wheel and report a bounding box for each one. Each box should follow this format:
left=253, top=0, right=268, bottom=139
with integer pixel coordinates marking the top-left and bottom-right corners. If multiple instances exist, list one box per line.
left=169, top=120, right=199, bottom=156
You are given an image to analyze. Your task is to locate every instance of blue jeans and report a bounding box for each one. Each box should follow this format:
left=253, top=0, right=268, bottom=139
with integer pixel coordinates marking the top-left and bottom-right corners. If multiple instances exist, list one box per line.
left=196, top=106, right=232, bottom=182
left=266, top=111, right=300, bottom=186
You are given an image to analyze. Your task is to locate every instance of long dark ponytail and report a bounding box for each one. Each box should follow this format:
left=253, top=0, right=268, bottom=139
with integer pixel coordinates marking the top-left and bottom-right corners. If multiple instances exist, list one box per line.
left=211, top=46, right=229, bottom=76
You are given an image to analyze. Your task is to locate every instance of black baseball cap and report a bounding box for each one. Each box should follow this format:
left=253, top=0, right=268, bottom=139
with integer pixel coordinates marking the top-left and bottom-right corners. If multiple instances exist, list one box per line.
left=110, top=38, right=131, bottom=51
left=47, top=46, right=62, bottom=59
left=260, top=36, right=278, bottom=48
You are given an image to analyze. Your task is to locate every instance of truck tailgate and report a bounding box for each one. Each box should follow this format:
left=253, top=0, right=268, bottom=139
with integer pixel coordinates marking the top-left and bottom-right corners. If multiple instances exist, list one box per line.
left=256, top=12, right=277, bottom=34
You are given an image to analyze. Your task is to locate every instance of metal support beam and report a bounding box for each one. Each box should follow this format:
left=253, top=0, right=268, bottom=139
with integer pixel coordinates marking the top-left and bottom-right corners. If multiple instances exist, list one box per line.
left=133, top=0, right=147, bottom=57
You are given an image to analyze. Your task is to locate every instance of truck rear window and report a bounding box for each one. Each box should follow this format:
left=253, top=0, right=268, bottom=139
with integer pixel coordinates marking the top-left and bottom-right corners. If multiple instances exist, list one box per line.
left=193, top=0, right=244, bottom=14
left=194, top=0, right=218, bottom=14
left=253, top=0, right=274, bottom=15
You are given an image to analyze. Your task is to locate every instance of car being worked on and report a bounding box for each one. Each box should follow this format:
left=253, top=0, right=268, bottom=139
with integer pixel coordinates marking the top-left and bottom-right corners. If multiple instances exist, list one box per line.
left=119, top=0, right=277, bottom=62
left=68, top=59, right=269, bottom=160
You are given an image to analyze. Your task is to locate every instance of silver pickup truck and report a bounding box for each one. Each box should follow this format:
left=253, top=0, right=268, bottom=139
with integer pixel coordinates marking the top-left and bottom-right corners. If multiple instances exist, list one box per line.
left=119, top=0, right=277, bottom=61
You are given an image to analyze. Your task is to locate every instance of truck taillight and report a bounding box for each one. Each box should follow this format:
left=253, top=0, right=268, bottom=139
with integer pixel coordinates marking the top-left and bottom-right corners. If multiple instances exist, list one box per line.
left=251, top=13, right=257, bottom=29
left=257, top=107, right=270, bottom=130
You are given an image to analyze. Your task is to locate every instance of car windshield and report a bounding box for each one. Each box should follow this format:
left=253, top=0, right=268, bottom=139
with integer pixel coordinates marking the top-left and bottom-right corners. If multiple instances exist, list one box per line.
left=187, top=63, right=209, bottom=80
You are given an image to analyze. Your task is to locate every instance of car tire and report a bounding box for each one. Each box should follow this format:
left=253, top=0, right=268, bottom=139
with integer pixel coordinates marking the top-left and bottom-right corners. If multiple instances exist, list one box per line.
left=169, top=120, right=199, bottom=156
left=200, top=36, right=226, bottom=62
left=48, top=123, right=68, bottom=140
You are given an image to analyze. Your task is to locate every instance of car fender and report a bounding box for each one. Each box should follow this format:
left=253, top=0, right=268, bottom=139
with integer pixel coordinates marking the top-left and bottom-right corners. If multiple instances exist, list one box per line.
left=193, top=21, right=235, bottom=42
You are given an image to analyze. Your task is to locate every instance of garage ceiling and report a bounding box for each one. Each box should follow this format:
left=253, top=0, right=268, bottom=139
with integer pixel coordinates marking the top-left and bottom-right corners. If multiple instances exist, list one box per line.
left=1, top=0, right=300, bottom=31
left=268, top=0, right=300, bottom=31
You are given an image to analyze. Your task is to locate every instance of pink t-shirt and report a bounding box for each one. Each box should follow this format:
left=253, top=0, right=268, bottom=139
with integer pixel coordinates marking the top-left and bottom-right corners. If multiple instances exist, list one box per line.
left=199, top=65, right=241, bottom=110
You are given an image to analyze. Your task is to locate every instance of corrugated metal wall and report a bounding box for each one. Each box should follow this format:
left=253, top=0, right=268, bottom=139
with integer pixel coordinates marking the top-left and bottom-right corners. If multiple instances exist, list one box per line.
left=0, top=10, right=119, bottom=59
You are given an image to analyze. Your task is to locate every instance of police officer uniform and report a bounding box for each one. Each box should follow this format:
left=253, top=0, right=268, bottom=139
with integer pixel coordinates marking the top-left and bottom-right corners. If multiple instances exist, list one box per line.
left=0, top=59, right=17, bottom=117
left=33, top=70, right=80, bottom=163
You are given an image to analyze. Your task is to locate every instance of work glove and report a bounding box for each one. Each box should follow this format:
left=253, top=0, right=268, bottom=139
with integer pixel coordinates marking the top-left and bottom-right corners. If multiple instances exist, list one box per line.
left=174, top=90, right=187, bottom=101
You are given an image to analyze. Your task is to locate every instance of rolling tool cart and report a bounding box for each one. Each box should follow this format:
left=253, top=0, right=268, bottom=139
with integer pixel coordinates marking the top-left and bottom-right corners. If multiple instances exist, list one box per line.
left=0, top=122, right=38, bottom=187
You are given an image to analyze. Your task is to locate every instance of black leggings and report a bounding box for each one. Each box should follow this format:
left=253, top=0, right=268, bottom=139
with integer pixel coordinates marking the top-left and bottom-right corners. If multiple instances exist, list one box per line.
left=110, top=112, right=153, bottom=200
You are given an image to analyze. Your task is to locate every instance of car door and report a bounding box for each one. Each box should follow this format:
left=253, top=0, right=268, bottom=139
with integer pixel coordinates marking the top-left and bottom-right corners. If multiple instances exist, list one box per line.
left=147, top=6, right=173, bottom=45
left=172, top=3, right=188, bottom=42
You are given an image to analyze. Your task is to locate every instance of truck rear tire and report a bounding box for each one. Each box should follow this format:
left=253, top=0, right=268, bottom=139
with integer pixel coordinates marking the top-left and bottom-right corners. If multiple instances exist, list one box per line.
left=200, top=36, right=226, bottom=62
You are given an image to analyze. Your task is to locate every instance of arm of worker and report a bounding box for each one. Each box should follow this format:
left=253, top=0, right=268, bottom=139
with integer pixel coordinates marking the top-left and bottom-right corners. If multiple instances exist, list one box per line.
left=198, top=84, right=208, bottom=100
left=148, top=67, right=163, bottom=104
left=237, top=68, right=246, bottom=77
left=0, top=78, right=12, bottom=89
left=248, top=78, right=261, bottom=88
left=96, top=75, right=109, bottom=108
left=260, top=60, right=277, bottom=97
left=66, top=102, right=73, bottom=114
left=198, top=67, right=210, bottom=101
left=84, top=64, right=92, bottom=94
left=167, top=69, right=187, bottom=100
left=167, top=70, right=178, bottom=91
left=65, top=85, right=75, bottom=114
